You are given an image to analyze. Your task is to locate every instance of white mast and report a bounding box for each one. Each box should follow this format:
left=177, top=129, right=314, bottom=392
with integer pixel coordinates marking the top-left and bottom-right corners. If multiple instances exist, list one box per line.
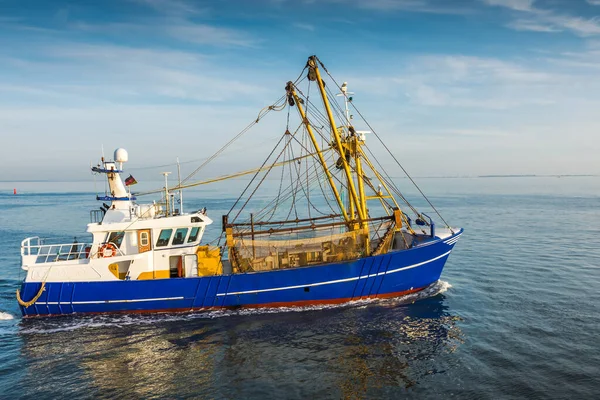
left=162, top=172, right=171, bottom=216
left=336, top=82, right=354, bottom=130
left=176, top=157, right=183, bottom=214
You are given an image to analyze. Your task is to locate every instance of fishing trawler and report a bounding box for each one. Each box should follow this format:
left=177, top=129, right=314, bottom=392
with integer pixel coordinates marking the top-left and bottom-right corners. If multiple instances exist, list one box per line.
left=17, top=55, right=462, bottom=317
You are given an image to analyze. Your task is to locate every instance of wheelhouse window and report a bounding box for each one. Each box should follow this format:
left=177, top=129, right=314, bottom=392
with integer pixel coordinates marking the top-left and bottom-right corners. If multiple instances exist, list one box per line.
left=107, top=231, right=125, bottom=248
left=187, top=227, right=201, bottom=243
left=172, top=228, right=188, bottom=245
left=156, top=229, right=173, bottom=247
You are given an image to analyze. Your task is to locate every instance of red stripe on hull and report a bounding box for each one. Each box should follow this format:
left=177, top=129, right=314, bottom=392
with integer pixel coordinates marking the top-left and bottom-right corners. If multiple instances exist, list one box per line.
left=21, top=286, right=428, bottom=318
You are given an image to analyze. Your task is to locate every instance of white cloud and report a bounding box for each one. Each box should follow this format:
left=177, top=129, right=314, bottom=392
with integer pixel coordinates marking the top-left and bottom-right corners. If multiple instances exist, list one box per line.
left=130, top=0, right=204, bottom=16
left=483, top=0, right=600, bottom=36
left=314, top=0, right=473, bottom=14
left=110, top=0, right=258, bottom=48
left=547, top=15, right=600, bottom=37
left=433, top=128, right=511, bottom=137
left=2, top=1, right=600, bottom=178
left=482, top=0, right=535, bottom=12
left=357, top=0, right=429, bottom=10
left=507, top=19, right=562, bottom=32
left=545, top=46, right=600, bottom=70
left=0, top=43, right=271, bottom=105
left=72, top=20, right=258, bottom=48
left=409, top=55, right=555, bottom=84
left=165, top=23, right=259, bottom=47
left=0, top=104, right=281, bottom=180
left=345, top=53, right=599, bottom=115
left=587, top=0, right=600, bottom=6
left=292, top=23, right=315, bottom=31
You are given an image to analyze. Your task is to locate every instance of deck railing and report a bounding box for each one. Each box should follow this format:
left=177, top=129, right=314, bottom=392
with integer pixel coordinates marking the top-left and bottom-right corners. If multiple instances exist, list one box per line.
left=21, top=237, right=94, bottom=264
left=90, top=209, right=104, bottom=224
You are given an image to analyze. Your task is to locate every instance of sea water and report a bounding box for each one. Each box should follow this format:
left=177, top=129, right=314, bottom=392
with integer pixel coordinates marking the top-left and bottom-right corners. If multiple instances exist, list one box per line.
left=0, top=177, right=599, bottom=399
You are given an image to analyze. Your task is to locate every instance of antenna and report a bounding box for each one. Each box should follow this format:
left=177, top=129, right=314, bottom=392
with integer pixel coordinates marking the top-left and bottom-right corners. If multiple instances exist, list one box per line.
left=335, top=81, right=354, bottom=127
left=176, top=157, right=183, bottom=214
left=161, top=172, right=171, bottom=216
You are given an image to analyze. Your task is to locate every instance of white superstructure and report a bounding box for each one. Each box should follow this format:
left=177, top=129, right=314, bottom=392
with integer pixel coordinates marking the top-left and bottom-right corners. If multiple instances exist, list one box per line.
left=20, top=149, right=215, bottom=283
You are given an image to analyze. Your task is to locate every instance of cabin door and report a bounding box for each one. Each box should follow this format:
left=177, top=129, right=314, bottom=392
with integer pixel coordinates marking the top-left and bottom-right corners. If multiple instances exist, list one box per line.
left=137, top=229, right=151, bottom=253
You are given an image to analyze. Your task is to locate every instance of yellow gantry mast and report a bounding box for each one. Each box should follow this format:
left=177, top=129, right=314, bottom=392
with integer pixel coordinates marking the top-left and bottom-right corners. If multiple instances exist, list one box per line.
left=222, top=55, right=417, bottom=266
left=285, top=81, right=350, bottom=223
left=308, top=57, right=367, bottom=224
left=286, top=56, right=375, bottom=250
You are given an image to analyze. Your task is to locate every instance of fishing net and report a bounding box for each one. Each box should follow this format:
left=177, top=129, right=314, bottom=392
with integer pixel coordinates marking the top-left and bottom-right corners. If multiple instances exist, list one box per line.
left=229, top=219, right=394, bottom=272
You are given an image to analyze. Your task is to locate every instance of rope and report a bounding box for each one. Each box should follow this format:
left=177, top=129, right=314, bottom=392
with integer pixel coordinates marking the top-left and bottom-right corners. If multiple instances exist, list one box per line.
left=16, top=282, right=45, bottom=307
left=16, top=281, right=46, bottom=307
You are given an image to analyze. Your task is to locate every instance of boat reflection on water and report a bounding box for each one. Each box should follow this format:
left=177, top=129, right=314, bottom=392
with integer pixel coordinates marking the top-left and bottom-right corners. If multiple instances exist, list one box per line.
left=17, top=286, right=463, bottom=398
left=336, top=307, right=464, bottom=397
left=18, top=317, right=222, bottom=399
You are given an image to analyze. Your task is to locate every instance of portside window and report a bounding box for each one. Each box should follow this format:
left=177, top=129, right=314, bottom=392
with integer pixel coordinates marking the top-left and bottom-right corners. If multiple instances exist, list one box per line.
left=156, top=229, right=173, bottom=247
left=187, top=227, right=200, bottom=243
left=172, top=228, right=188, bottom=245
left=107, top=231, right=125, bottom=247
left=140, top=231, right=149, bottom=246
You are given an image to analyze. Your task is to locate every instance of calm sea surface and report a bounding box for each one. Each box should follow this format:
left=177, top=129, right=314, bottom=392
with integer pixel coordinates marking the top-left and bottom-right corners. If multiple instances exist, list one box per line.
left=0, top=177, right=599, bottom=399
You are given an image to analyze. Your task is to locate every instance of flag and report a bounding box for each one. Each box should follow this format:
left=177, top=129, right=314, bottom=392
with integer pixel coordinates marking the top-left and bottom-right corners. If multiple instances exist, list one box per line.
left=124, top=174, right=137, bottom=186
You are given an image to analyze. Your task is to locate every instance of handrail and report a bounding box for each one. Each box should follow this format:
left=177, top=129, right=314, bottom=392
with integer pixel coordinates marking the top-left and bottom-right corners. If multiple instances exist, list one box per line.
left=90, top=209, right=104, bottom=224
left=21, top=237, right=41, bottom=256
left=21, top=238, right=93, bottom=264
left=420, top=213, right=435, bottom=238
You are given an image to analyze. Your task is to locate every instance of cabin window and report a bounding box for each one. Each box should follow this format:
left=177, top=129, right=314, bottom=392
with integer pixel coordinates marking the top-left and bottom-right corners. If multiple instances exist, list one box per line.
left=172, top=228, right=188, bottom=245
left=187, top=227, right=200, bottom=243
left=156, top=229, right=173, bottom=247
left=140, top=231, right=149, bottom=246
left=107, top=231, right=125, bottom=248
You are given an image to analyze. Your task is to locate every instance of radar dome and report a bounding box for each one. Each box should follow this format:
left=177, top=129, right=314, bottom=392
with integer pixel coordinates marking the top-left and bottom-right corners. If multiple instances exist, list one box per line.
left=114, top=148, right=129, bottom=163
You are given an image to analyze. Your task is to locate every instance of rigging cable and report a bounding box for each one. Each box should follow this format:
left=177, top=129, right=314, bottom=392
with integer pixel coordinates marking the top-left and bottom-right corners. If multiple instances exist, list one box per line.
left=316, top=57, right=453, bottom=230
left=180, top=94, right=287, bottom=186
left=228, top=131, right=291, bottom=222
left=252, top=147, right=334, bottom=222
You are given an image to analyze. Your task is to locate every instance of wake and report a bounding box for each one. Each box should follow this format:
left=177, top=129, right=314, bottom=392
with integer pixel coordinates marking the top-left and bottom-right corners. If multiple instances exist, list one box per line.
left=0, top=312, right=14, bottom=320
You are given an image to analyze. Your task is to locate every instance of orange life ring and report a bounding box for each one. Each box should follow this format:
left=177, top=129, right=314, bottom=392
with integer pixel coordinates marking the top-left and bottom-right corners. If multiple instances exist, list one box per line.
left=98, top=243, right=117, bottom=258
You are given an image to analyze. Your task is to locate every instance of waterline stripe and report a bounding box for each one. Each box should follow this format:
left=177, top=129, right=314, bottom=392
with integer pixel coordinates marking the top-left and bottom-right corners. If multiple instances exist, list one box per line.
left=44, top=296, right=184, bottom=305
left=217, top=250, right=452, bottom=297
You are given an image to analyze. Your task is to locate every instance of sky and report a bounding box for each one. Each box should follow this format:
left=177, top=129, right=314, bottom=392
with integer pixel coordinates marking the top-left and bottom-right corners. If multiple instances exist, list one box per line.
left=1, top=0, right=600, bottom=181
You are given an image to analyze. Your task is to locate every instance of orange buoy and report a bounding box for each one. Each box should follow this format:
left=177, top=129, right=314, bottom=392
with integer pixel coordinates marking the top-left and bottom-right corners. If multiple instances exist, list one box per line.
left=13, top=188, right=16, bottom=195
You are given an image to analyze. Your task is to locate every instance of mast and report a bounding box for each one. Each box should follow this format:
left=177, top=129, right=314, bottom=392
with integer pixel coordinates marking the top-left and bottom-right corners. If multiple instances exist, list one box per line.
left=177, top=157, right=183, bottom=214
left=308, top=57, right=365, bottom=222
left=353, top=132, right=368, bottom=224
left=162, top=172, right=171, bottom=216
left=286, top=82, right=350, bottom=223
left=308, top=56, right=367, bottom=225
left=336, top=82, right=353, bottom=127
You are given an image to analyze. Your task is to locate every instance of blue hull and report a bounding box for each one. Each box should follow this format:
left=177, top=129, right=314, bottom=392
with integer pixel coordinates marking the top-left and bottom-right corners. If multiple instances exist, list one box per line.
left=19, top=230, right=462, bottom=317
